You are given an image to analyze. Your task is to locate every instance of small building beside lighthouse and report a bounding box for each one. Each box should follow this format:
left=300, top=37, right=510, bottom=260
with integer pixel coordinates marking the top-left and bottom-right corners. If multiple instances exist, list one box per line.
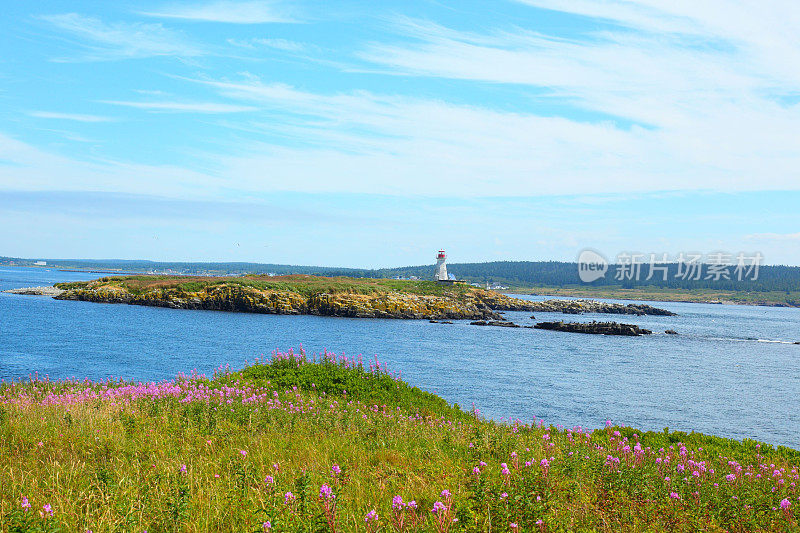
left=434, top=250, right=448, bottom=281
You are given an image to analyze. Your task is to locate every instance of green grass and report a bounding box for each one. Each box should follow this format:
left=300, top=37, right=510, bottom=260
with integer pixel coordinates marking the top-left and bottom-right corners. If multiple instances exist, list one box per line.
left=55, top=275, right=474, bottom=298
left=1, top=351, right=798, bottom=532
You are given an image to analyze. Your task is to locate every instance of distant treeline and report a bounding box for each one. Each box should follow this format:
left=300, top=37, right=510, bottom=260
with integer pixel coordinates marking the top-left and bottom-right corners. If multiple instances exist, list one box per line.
left=3, top=257, right=799, bottom=292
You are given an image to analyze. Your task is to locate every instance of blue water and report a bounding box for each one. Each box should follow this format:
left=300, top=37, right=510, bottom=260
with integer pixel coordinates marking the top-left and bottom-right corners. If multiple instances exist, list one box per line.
left=2, top=266, right=799, bottom=448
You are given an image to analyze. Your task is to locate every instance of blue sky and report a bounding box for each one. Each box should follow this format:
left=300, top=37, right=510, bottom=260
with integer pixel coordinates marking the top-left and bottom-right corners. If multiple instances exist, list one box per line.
left=1, top=0, right=799, bottom=267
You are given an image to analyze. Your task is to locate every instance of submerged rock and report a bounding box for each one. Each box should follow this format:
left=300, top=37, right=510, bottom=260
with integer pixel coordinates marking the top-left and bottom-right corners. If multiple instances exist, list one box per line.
left=534, top=321, right=652, bottom=336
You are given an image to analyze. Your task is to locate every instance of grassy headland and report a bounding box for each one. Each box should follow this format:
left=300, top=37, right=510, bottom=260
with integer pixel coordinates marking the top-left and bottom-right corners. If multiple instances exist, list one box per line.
left=1, top=350, right=798, bottom=532
left=53, top=275, right=534, bottom=320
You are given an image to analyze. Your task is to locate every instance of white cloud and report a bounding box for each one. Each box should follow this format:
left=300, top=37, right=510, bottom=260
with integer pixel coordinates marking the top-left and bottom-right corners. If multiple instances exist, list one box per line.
left=228, top=37, right=306, bottom=52
left=141, top=1, right=297, bottom=24
left=100, top=100, right=258, bottom=113
left=346, top=6, right=800, bottom=192
left=746, top=232, right=800, bottom=242
left=28, top=111, right=112, bottom=122
left=41, top=13, right=204, bottom=61
left=185, top=76, right=799, bottom=196
left=0, top=132, right=220, bottom=197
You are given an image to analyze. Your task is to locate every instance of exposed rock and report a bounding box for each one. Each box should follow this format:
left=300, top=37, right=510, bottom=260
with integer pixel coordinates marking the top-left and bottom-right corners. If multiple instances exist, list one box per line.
left=529, top=299, right=675, bottom=316
left=534, top=321, right=652, bottom=336
left=665, top=329, right=678, bottom=335
left=489, top=321, right=520, bottom=328
left=470, top=320, right=520, bottom=328
left=3, top=286, right=65, bottom=297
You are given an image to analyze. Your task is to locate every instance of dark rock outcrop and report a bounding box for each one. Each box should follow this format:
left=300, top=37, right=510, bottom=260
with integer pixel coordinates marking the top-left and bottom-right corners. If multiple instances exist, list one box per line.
left=534, top=321, right=652, bottom=336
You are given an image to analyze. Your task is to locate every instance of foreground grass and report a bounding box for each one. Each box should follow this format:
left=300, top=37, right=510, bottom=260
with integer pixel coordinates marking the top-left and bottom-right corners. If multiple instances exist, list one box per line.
left=1, top=350, right=798, bottom=532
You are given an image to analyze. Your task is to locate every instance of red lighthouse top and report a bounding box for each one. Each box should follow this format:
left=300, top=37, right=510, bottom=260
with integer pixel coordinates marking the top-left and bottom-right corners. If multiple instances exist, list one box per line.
left=437, top=250, right=446, bottom=259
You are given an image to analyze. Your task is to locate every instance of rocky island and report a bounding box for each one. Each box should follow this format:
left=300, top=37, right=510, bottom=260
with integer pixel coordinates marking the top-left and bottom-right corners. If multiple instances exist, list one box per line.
left=50, top=274, right=534, bottom=320
left=8, top=274, right=676, bottom=320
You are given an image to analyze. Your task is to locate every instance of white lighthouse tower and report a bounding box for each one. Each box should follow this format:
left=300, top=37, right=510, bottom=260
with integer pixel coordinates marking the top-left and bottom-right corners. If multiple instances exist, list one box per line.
left=434, top=250, right=448, bottom=281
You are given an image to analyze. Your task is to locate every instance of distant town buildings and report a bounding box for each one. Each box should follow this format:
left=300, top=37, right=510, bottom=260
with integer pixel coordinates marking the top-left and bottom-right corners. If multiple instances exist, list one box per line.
left=34, top=261, right=46, bottom=266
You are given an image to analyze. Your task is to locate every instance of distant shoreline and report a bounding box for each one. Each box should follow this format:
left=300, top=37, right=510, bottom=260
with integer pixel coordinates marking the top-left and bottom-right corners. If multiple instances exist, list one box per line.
left=507, top=286, right=800, bottom=308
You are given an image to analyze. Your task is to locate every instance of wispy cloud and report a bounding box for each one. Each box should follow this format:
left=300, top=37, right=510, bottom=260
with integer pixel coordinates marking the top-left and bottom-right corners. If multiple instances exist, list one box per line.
left=347, top=6, right=800, bottom=193
left=183, top=75, right=799, bottom=197
left=99, top=100, right=258, bottom=113
left=28, top=111, right=112, bottom=122
left=40, top=13, right=204, bottom=61
left=227, top=37, right=306, bottom=52
left=140, top=1, right=297, bottom=24
left=746, top=232, right=800, bottom=242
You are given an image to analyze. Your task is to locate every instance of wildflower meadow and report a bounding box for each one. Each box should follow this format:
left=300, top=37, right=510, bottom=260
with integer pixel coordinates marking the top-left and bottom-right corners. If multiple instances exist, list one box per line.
left=1, top=348, right=798, bottom=532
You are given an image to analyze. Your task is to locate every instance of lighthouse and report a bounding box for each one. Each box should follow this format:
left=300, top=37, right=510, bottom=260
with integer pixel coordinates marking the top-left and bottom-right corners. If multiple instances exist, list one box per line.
left=434, top=250, right=448, bottom=281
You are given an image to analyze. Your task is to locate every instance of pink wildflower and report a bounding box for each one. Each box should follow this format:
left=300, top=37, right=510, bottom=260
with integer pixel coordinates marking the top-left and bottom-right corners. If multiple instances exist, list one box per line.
left=319, top=484, right=334, bottom=500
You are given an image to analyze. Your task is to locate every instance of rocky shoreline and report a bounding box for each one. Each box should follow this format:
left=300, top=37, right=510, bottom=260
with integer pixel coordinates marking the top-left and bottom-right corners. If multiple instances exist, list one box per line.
left=527, top=299, right=676, bottom=316
left=52, top=282, right=518, bottom=320
left=3, top=286, right=65, bottom=297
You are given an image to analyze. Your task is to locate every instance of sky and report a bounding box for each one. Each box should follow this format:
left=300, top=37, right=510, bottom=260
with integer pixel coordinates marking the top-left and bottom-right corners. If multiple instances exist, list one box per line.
left=1, top=0, right=799, bottom=268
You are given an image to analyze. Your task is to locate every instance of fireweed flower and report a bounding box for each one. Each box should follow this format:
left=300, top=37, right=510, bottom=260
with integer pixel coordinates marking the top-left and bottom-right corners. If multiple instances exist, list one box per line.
left=42, top=504, right=54, bottom=517
left=365, top=509, right=378, bottom=523
left=284, top=492, right=295, bottom=504
left=432, top=501, right=446, bottom=514
left=319, top=484, right=334, bottom=500
left=262, top=522, right=272, bottom=530
left=179, top=464, right=187, bottom=475
left=781, top=498, right=791, bottom=510
left=331, top=464, right=341, bottom=476
left=407, top=501, right=418, bottom=510
left=264, top=475, right=274, bottom=485
left=670, top=492, right=680, bottom=500
left=392, top=495, right=404, bottom=510
left=440, top=490, right=451, bottom=499
left=239, top=450, right=247, bottom=457
left=21, top=496, right=30, bottom=510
